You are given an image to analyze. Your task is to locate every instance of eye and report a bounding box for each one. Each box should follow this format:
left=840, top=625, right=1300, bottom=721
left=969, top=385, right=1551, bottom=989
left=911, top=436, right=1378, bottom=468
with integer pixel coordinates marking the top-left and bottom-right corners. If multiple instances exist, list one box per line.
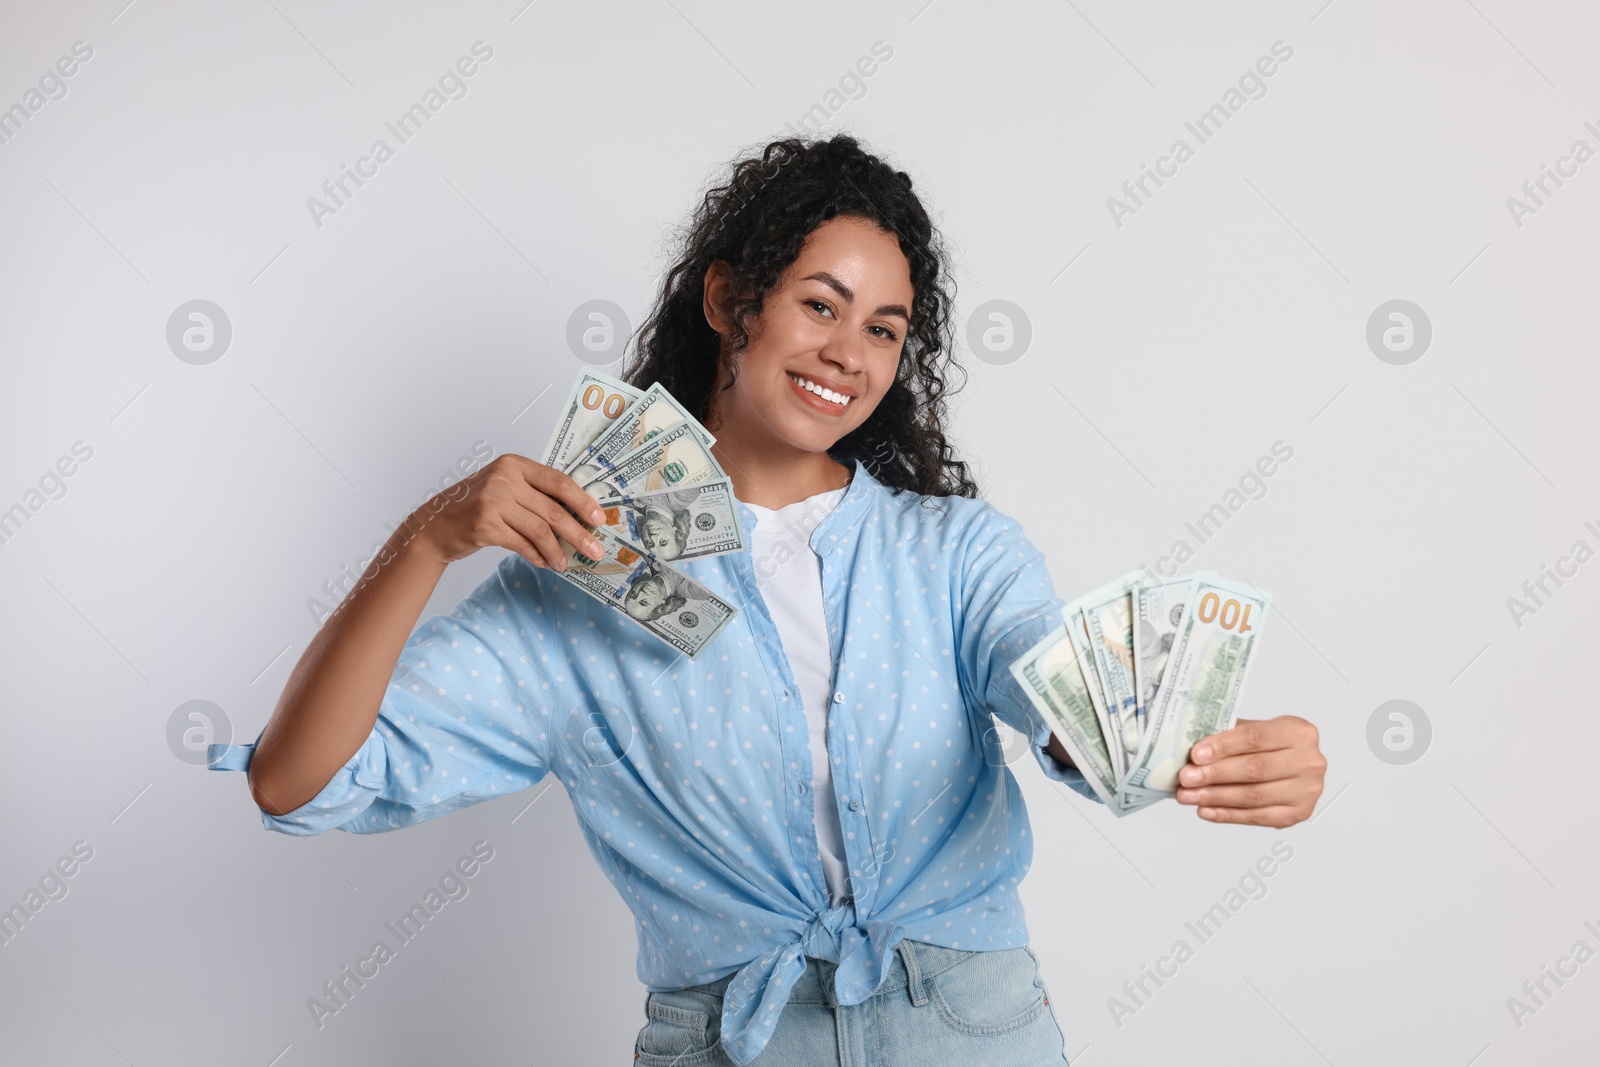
left=806, top=296, right=900, bottom=341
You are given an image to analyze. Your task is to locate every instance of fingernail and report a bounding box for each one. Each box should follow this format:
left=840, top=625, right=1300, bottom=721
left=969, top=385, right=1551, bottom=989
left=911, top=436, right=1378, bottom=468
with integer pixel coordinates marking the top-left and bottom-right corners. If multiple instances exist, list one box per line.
left=1193, top=745, right=1212, bottom=761
left=1199, top=807, right=1216, bottom=819
left=587, top=541, right=603, bottom=556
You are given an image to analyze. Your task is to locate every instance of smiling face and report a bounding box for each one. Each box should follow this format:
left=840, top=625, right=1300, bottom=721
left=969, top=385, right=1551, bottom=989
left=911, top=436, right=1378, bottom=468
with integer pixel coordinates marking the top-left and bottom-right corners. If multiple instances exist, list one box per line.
left=702, top=215, right=913, bottom=464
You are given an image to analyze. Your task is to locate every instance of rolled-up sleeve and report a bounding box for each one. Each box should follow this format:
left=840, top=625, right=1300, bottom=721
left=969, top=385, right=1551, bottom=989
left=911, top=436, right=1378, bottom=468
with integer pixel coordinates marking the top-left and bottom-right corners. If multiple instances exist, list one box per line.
left=955, top=504, right=1104, bottom=804
left=210, top=554, right=560, bottom=835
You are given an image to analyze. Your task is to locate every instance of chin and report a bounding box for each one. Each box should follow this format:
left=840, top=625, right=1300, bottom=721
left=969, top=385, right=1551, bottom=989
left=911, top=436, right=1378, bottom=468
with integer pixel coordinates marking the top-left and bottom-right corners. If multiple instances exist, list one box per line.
left=789, top=433, right=851, bottom=456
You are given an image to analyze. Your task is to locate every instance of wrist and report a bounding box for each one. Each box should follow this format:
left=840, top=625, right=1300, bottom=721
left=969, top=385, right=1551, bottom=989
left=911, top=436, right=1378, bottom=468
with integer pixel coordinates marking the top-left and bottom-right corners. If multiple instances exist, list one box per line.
left=391, top=507, right=452, bottom=569
left=1044, top=732, right=1077, bottom=770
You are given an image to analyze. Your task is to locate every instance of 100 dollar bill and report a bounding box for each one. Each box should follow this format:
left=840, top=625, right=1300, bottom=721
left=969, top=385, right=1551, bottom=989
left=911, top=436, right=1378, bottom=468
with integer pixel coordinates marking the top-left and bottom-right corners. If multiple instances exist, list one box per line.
left=1121, top=575, right=1271, bottom=798
left=557, top=523, right=739, bottom=660
left=1070, top=571, right=1144, bottom=766
left=1010, top=625, right=1141, bottom=815
left=1062, top=607, right=1122, bottom=780
left=566, top=382, right=715, bottom=487
left=1132, top=573, right=1208, bottom=728
left=580, top=420, right=725, bottom=499
left=595, top=477, right=744, bottom=562
left=541, top=369, right=643, bottom=470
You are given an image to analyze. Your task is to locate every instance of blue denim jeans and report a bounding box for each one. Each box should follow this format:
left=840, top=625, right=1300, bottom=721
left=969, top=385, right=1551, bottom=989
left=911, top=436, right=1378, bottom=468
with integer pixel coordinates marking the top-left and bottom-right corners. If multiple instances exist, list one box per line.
left=632, top=940, right=1072, bottom=1066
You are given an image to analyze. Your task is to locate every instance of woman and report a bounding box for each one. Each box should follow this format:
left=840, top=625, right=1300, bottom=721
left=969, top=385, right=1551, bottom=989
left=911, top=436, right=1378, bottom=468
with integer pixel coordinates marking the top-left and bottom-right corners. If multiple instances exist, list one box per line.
left=215, top=134, right=1326, bottom=1065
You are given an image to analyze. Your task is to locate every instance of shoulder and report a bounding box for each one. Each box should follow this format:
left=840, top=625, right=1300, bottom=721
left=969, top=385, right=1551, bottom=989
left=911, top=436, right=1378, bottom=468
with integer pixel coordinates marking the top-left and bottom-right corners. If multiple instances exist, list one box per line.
left=850, top=480, right=1040, bottom=598
left=866, top=480, right=1028, bottom=554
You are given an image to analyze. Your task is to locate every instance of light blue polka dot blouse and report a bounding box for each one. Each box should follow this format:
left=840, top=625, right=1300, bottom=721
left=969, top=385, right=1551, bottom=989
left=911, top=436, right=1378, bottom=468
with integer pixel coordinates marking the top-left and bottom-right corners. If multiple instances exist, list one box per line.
left=210, top=456, right=1102, bottom=1065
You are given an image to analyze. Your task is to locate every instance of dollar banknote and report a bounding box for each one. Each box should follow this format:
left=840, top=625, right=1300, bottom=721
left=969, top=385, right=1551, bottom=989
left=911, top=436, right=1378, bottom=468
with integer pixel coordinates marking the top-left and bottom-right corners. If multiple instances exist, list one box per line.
left=1062, top=607, right=1122, bottom=780
left=1009, top=624, right=1123, bottom=810
left=541, top=369, right=644, bottom=470
left=580, top=420, right=725, bottom=499
left=1132, top=573, right=1208, bottom=728
left=565, top=382, right=715, bottom=487
left=1070, top=571, right=1144, bottom=766
left=1012, top=569, right=1271, bottom=816
left=595, top=477, right=745, bottom=562
left=557, top=522, right=739, bottom=660
left=538, top=368, right=746, bottom=659
left=1120, top=575, right=1271, bottom=798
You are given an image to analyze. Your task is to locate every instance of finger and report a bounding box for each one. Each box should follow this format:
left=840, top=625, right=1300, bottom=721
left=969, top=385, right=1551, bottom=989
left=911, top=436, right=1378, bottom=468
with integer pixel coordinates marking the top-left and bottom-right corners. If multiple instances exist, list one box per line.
left=1174, top=780, right=1307, bottom=810
left=1177, top=748, right=1301, bottom=789
left=1195, top=803, right=1304, bottom=829
left=503, top=505, right=571, bottom=571
left=525, top=462, right=606, bottom=525
left=1189, top=718, right=1296, bottom=764
left=493, top=514, right=561, bottom=571
left=517, top=489, right=605, bottom=560
left=510, top=468, right=607, bottom=551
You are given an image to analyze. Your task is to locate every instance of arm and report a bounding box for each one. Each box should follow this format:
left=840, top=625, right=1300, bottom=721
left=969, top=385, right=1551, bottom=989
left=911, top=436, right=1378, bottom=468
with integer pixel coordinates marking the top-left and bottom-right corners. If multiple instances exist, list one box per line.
left=954, top=503, right=1102, bottom=803
left=247, top=524, right=445, bottom=815
left=245, top=456, right=609, bottom=818
left=952, top=503, right=1328, bottom=821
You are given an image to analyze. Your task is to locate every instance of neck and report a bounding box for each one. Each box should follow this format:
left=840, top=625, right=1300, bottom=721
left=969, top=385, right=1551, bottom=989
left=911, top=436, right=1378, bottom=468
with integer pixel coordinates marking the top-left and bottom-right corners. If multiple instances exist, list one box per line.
left=710, top=435, right=853, bottom=510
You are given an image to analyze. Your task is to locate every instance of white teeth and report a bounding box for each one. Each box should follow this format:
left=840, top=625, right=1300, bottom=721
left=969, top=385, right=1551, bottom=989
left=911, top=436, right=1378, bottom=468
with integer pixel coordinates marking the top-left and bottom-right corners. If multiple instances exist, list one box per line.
left=789, top=373, right=851, bottom=406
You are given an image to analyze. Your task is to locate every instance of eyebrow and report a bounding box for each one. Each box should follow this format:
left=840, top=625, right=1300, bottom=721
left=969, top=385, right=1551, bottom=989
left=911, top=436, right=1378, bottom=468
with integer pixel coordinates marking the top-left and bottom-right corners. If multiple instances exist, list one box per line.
left=801, top=272, right=910, bottom=322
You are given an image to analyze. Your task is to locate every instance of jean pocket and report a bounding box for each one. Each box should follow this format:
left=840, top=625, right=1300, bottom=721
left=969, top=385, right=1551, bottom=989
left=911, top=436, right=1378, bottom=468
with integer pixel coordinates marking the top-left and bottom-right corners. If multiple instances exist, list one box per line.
left=927, top=945, right=1049, bottom=1036
left=635, top=989, right=723, bottom=1066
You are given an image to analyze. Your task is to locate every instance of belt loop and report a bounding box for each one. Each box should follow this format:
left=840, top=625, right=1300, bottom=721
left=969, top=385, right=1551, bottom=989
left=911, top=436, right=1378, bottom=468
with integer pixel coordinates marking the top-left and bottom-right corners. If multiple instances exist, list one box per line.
left=816, top=958, right=839, bottom=1009
left=898, top=940, right=928, bottom=1007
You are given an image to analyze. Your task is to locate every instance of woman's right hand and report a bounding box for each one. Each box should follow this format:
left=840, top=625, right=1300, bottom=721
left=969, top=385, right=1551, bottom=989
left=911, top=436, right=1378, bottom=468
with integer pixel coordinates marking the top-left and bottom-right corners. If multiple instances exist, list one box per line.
left=411, top=454, right=607, bottom=571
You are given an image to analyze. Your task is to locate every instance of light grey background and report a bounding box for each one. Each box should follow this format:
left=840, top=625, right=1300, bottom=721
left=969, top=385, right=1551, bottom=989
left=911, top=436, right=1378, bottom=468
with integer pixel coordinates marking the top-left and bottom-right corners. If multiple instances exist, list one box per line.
left=2, top=0, right=1595, bottom=1064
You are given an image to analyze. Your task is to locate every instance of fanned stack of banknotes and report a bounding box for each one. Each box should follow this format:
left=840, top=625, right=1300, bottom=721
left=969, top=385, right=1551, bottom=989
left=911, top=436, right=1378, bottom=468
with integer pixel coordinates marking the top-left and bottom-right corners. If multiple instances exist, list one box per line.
left=538, top=369, right=746, bottom=660
left=1009, top=571, right=1273, bottom=816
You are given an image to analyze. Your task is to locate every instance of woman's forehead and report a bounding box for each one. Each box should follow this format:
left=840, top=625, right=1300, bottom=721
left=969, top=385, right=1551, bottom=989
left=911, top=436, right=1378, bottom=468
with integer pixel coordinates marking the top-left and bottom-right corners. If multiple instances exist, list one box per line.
left=788, top=217, right=912, bottom=301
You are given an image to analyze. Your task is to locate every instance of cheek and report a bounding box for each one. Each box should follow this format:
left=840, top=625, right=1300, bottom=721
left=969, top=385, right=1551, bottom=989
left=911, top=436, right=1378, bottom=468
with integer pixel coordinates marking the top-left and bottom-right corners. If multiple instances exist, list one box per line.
left=855, top=369, right=899, bottom=419
left=733, top=358, right=783, bottom=408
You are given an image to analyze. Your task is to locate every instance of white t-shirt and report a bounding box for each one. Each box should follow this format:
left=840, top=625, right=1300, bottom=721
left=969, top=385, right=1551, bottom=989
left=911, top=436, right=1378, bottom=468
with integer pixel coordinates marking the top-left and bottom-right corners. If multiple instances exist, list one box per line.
left=743, top=485, right=851, bottom=903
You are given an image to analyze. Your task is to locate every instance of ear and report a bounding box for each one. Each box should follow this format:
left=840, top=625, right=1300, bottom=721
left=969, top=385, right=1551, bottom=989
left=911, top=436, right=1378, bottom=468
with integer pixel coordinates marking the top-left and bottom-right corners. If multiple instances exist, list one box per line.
left=702, top=260, right=733, bottom=334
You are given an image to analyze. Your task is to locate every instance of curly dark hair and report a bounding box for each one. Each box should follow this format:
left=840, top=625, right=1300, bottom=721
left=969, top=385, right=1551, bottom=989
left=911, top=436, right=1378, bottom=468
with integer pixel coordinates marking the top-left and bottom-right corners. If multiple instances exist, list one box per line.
left=619, top=133, right=977, bottom=499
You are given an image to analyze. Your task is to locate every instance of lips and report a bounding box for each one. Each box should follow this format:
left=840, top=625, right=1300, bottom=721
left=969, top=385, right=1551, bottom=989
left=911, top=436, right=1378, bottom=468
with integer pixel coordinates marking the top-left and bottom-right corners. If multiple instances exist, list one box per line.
left=786, top=372, right=854, bottom=408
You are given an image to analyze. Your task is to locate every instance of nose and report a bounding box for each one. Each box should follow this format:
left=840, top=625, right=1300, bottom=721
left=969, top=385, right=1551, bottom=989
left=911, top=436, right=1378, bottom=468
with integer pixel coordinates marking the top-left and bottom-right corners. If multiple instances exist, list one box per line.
left=818, top=327, right=866, bottom=376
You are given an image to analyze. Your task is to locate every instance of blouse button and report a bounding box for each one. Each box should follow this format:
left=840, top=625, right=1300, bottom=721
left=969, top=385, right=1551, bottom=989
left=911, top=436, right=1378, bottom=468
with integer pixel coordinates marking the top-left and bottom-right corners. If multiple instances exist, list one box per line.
left=832, top=692, right=844, bottom=704
left=848, top=799, right=862, bottom=812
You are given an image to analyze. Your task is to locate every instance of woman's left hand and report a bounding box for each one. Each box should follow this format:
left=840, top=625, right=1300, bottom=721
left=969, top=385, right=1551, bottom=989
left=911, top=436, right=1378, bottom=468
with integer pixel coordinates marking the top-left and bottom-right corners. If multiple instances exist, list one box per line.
left=1174, top=716, right=1326, bottom=828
